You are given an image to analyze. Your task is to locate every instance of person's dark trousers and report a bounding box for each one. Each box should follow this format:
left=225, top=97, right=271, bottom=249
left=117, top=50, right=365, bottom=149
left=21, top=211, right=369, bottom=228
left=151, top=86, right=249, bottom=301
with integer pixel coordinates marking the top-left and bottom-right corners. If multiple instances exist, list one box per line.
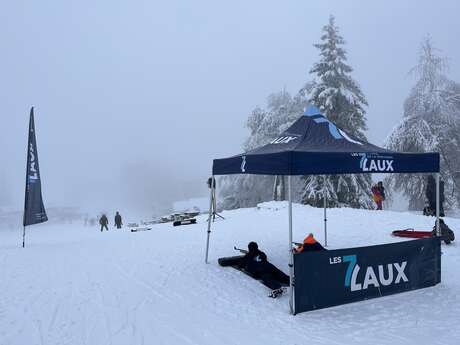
left=376, top=200, right=382, bottom=210
left=269, top=263, right=290, bottom=285
left=259, top=273, right=282, bottom=290
left=100, top=224, right=108, bottom=232
left=258, top=262, right=290, bottom=289
left=116, top=224, right=122, bottom=229
left=428, top=201, right=444, bottom=216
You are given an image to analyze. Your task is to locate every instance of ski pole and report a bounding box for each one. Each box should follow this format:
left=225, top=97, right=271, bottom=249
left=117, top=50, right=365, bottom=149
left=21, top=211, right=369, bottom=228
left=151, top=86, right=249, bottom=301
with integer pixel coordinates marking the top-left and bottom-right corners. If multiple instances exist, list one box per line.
left=233, top=246, right=248, bottom=254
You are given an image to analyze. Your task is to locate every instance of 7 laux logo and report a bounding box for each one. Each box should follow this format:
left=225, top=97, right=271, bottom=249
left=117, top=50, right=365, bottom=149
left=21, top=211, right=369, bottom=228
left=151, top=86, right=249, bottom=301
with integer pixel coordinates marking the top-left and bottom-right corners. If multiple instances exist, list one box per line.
left=330, top=255, right=409, bottom=291
left=359, top=154, right=394, bottom=172
left=241, top=156, right=246, bottom=173
left=28, top=142, right=39, bottom=182
left=270, top=135, right=299, bottom=144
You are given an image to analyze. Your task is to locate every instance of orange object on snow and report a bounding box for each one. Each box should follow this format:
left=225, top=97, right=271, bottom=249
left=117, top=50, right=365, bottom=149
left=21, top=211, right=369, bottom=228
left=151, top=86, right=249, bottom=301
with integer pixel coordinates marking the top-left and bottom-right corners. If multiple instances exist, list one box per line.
left=294, top=233, right=319, bottom=253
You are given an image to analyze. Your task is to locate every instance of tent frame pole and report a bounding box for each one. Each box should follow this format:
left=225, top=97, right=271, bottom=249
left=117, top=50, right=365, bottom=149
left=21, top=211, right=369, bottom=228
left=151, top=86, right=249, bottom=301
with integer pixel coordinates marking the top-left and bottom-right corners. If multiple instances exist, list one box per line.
left=323, top=175, right=327, bottom=247
left=288, top=175, right=295, bottom=315
left=436, top=173, right=440, bottom=236
left=205, top=175, right=215, bottom=264
left=22, top=225, right=26, bottom=248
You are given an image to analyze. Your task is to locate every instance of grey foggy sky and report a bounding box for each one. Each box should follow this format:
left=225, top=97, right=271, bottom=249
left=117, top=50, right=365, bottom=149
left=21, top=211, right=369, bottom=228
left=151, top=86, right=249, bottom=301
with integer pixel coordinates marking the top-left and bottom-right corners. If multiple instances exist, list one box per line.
left=1, top=0, right=460, bottom=214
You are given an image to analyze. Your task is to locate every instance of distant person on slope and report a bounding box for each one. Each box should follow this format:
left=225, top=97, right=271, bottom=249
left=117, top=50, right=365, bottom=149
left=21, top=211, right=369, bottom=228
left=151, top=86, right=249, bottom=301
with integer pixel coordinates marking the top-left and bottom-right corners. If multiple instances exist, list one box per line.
left=114, top=211, right=123, bottom=229
left=240, top=242, right=290, bottom=298
left=294, top=233, right=326, bottom=253
left=425, top=175, right=445, bottom=217
left=377, top=181, right=385, bottom=206
left=371, top=183, right=383, bottom=210
left=99, top=214, right=109, bottom=232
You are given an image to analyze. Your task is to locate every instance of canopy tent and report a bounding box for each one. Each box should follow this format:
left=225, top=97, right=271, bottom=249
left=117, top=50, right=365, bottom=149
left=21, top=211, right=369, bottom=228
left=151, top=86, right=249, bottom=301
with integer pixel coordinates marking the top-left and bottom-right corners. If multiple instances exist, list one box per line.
left=206, top=105, right=441, bottom=314
left=213, top=105, right=439, bottom=175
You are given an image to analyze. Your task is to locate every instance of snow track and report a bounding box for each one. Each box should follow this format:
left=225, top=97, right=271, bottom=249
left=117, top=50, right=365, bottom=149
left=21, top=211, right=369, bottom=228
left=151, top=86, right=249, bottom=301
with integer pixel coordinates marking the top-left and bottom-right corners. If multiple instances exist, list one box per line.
left=1, top=202, right=459, bottom=345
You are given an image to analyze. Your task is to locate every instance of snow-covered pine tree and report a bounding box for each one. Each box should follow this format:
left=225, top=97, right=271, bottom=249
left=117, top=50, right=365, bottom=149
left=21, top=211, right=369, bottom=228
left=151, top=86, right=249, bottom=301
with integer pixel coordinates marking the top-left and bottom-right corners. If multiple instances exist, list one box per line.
left=0, top=171, right=12, bottom=209
left=301, top=15, right=373, bottom=209
left=385, top=37, right=460, bottom=210
left=218, top=105, right=273, bottom=210
left=218, top=91, right=307, bottom=209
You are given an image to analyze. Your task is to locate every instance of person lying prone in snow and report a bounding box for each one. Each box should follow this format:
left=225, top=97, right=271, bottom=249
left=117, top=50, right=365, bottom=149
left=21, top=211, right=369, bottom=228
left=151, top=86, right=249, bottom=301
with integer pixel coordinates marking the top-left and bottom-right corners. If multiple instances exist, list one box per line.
left=239, top=242, right=290, bottom=297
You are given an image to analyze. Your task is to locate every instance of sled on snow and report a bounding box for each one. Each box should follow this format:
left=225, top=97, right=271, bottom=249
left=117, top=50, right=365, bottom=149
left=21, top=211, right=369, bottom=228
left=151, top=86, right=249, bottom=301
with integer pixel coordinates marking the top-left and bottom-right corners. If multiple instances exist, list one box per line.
left=392, top=228, right=454, bottom=245
left=392, top=229, right=432, bottom=239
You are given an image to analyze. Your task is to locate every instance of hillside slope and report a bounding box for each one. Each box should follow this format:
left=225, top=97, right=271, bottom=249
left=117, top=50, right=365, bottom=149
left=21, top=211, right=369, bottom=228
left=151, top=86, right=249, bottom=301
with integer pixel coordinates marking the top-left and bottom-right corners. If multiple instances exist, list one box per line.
left=0, top=202, right=459, bottom=345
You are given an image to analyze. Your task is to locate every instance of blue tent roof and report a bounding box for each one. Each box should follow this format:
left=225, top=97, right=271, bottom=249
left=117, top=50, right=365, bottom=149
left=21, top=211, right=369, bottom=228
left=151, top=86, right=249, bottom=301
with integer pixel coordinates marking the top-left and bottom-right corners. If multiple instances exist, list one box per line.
left=212, top=106, right=439, bottom=175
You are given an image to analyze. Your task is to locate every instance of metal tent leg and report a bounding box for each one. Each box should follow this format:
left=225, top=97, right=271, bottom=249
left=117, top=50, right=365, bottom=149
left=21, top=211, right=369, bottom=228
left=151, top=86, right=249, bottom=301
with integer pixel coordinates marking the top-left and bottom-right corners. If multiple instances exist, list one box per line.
left=436, top=173, right=440, bottom=236
left=205, top=176, right=215, bottom=264
left=288, top=176, right=295, bottom=315
left=323, top=175, right=327, bottom=247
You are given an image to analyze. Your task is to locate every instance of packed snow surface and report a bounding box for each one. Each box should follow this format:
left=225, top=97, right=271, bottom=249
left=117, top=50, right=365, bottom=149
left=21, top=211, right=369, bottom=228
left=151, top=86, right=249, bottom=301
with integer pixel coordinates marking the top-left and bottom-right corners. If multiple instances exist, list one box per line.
left=1, top=202, right=459, bottom=345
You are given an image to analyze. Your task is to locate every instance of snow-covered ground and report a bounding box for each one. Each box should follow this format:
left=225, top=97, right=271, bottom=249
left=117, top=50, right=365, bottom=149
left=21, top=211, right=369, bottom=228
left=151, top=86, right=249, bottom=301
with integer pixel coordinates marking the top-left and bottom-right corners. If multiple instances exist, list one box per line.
left=1, top=202, right=459, bottom=345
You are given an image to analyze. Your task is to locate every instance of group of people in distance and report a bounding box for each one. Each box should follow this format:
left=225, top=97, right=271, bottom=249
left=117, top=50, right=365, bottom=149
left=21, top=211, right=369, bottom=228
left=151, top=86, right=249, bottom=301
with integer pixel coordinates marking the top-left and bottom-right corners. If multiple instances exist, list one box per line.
left=371, top=175, right=446, bottom=215
left=239, top=233, right=325, bottom=298
left=99, top=211, right=123, bottom=232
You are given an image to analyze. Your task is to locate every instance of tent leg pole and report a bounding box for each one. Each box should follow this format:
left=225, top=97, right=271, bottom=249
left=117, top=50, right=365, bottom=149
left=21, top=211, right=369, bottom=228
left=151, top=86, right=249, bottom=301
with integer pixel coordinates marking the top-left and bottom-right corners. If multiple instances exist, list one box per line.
left=212, top=187, right=216, bottom=222
left=323, top=175, right=327, bottom=247
left=436, top=173, right=440, bottom=236
left=22, top=226, right=26, bottom=248
left=288, top=175, right=294, bottom=315
left=205, top=175, right=215, bottom=264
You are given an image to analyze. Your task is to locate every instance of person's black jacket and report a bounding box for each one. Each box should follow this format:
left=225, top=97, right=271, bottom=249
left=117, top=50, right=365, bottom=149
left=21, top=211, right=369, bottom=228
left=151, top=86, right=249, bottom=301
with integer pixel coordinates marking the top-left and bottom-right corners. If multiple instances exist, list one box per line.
left=440, top=180, right=445, bottom=203
left=426, top=175, right=436, bottom=205
left=378, top=186, right=385, bottom=200
left=426, top=176, right=445, bottom=206
left=99, top=215, right=108, bottom=225
left=115, top=214, right=122, bottom=225
left=240, top=249, right=268, bottom=275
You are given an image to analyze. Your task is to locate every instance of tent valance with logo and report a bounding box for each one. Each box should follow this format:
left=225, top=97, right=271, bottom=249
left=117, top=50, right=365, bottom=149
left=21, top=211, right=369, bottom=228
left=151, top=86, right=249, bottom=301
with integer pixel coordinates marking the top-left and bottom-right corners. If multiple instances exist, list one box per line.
left=212, top=105, right=439, bottom=176
left=205, top=105, right=441, bottom=315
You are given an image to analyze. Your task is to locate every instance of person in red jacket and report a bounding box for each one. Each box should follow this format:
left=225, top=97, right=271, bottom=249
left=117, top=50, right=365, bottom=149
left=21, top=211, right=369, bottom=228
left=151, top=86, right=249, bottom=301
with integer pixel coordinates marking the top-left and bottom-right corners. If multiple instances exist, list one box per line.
left=372, top=184, right=383, bottom=210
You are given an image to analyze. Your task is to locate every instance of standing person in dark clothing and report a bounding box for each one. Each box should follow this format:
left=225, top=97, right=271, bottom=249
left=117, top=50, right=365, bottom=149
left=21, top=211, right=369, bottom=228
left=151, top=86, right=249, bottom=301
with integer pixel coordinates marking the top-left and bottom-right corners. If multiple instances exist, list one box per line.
left=440, top=179, right=445, bottom=216
left=426, top=175, right=436, bottom=212
left=114, top=211, right=123, bottom=229
left=99, top=214, right=109, bottom=232
left=240, top=242, right=290, bottom=297
left=426, top=175, right=445, bottom=216
left=377, top=181, right=385, bottom=205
